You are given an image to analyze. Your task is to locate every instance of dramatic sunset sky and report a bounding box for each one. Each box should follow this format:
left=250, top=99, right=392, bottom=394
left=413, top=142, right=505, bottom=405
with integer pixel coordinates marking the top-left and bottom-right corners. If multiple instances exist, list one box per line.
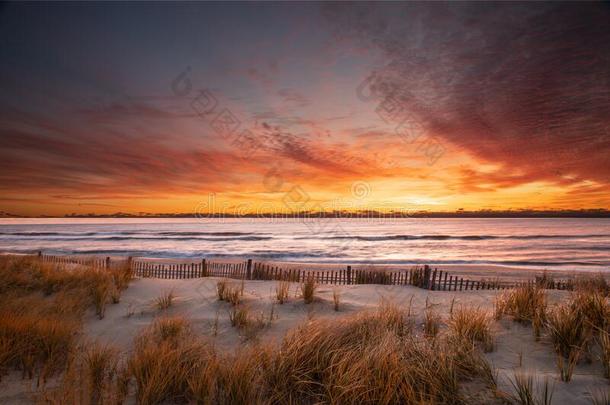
left=1, top=2, right=609, bottom=216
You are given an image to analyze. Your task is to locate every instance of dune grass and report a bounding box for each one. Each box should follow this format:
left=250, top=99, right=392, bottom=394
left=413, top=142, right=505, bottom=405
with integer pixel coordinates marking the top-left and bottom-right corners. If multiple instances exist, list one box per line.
left=39, top=341, right=128, bottom=405
left=120, top=305, right=498, bottom=405
left=275, top=280, right=290, bottom=304
left=155, top=290, right=175, bottom=311
left=217, top=279, right=242, bottom=306
left=301, top=276, right=316, bottom=304
left=449, top=306, right=494, bottom=352
left=6, top=255, right=609, bottom=403
left=0, top=255, right=133, bottom=383
left=424, top=308, right=441, bottom=338
left=332, top=287, right=341, bottom=311
left=509, top=371, right=554, bottom=405
left=495, top=284, right=547, bottom=340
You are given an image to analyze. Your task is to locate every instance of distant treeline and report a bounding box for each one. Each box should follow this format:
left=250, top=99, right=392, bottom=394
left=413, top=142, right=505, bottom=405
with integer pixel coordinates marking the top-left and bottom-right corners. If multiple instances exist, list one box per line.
left=41, top=209, right=610, bottom=218
left=2, top=209, right=609, bottom=219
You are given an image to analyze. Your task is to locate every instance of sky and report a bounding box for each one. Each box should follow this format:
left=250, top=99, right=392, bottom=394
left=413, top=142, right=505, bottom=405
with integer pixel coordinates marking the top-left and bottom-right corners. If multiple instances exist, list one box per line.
left=0, top=2, right=609, bottom=216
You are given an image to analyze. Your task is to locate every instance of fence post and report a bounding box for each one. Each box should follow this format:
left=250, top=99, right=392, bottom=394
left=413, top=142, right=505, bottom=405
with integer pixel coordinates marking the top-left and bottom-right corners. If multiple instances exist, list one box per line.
left=37, top=250, right=42, bottom=259
left=423, top=265, right=431, bottom=289
left=127, top=256, right=133, bottom=271
left=431, top=269, right=437, bottom=290
left=246, top=259, right=252, bottom=280
left=347, top=265, right=352, bottom=285
left=105, top=257, right=110, bottom=269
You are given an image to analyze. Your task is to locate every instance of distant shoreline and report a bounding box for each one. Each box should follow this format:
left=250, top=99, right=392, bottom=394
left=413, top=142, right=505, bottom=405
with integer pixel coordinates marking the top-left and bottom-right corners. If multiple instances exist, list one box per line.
left=2, top=210, right=610, bottom=219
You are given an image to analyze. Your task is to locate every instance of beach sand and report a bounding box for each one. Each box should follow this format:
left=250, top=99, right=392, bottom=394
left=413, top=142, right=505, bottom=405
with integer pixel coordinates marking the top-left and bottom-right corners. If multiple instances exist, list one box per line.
left=1, top=273, right=607, bottom=404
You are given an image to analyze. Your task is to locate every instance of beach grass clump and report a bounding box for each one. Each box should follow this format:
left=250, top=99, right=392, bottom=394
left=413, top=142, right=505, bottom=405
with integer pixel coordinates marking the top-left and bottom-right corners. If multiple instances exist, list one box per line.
left=128, top=316, right=204, bottom=403
left=0, top=255, right=132, bottom=382
left=301, top=276, right=316, bottom=304
left=495, top=284, right=547, bottom=339
left=545, top=286, right=610, bottom=381
left=39, top=342, right=129, bottom=405
left=229, top=306, right=266, bottom=340
left=216, top=280, right=242, bottom=305
left=155, top=290, right=175, bottom=311
left=229, top=306, right=250, bottom=329
left=120, top=304, right=499, bottom=404
left=275, top=280, right=290, bottom=304
left=599, top=329, right=610, bottom=379
left=0, top=309, right=79, bottom=382
left=128, top=316, right=265, bottom=404
left=110, top=262, right=134, bottom=292
left=91, top=272, right=113, bottom=319
left=332, top=287, right=341, bottom=311
left=570, top=289, right=609, bottom=330
left=129, top=336, right=214, bottom=404
left=213, top=346, right=270, bottom=404
left=82, top=342, right=121, bottom=405
left=265, top=304, right=496, bottom=404
left=546, top=303, right=590, bottom=358
left=494, top=284, right=546, bottom=323
left=216, top=279, right=228, bottom=301
left=546, top=303, right=591, bottom=382
left=149, top=316, right=191, bottom=344
left=449, top=306, right=494, bottom=352
left=424, top=308, right=441, bottom=338
left=509, top=371, right=554, bottom=405
left=225, top=285, right=241, bottom=306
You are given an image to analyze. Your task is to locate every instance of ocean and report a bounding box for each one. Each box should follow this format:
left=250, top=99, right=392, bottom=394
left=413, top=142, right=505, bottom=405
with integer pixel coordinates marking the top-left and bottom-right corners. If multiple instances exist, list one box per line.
left=0, top=218, right=608, bottom=271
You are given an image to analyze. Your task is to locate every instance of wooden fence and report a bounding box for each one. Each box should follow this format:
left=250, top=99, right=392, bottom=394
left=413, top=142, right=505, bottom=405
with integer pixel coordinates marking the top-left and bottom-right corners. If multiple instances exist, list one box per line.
left=36, top=252, right=575, bottom=291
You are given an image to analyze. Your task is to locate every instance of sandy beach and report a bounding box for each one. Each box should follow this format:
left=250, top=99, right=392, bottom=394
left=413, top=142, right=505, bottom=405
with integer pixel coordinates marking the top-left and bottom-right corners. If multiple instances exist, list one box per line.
left=2, top=270, right=608, bottom=404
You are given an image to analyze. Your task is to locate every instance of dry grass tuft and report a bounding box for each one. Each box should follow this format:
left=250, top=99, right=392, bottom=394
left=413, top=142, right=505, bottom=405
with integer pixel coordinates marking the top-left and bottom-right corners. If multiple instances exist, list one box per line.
left=217, top=280, right=242, bottom=305
left=301, top=276, right=316, bottom=304
left=109, top=263, right=133, bottom=292
left=424, top=308, right=441, bottom=338
left=82, top=342, right=120, bottom=405
left=91, top=273, right=112, bottom=319
left=495, top=284, right=547, bottom=340
left=216, top=279, right=228, bottom=301
left=332, top=287, right=341, bottom=311
left=39, top=342, right=128, bottom=405
left=155, top=290, right=175, bottom=311
left=129, top=336, right=214, bottom=404
left=142, top=316, right=191, bottom=346
left=449, top=306, right=494, bottom=352
left=0, top=310, right=79, bottom=382
left=571, top=289, right=609, bottom=330
left=275, top=280, right=290, bottom=304
left=266, top=304, right=495, bottom=404
left=546, top=303, right=591, bottom=382
left=229, top=306, right=266, bottom=340
left=229, top=305, right=250, bottom=329
left=225, top=285, right=241, bottom=306
left=599, top=329, right=610, bottom=379
left=0, top=255, right=133, bottom=383
left=509, top=370, right=554, bottom=405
